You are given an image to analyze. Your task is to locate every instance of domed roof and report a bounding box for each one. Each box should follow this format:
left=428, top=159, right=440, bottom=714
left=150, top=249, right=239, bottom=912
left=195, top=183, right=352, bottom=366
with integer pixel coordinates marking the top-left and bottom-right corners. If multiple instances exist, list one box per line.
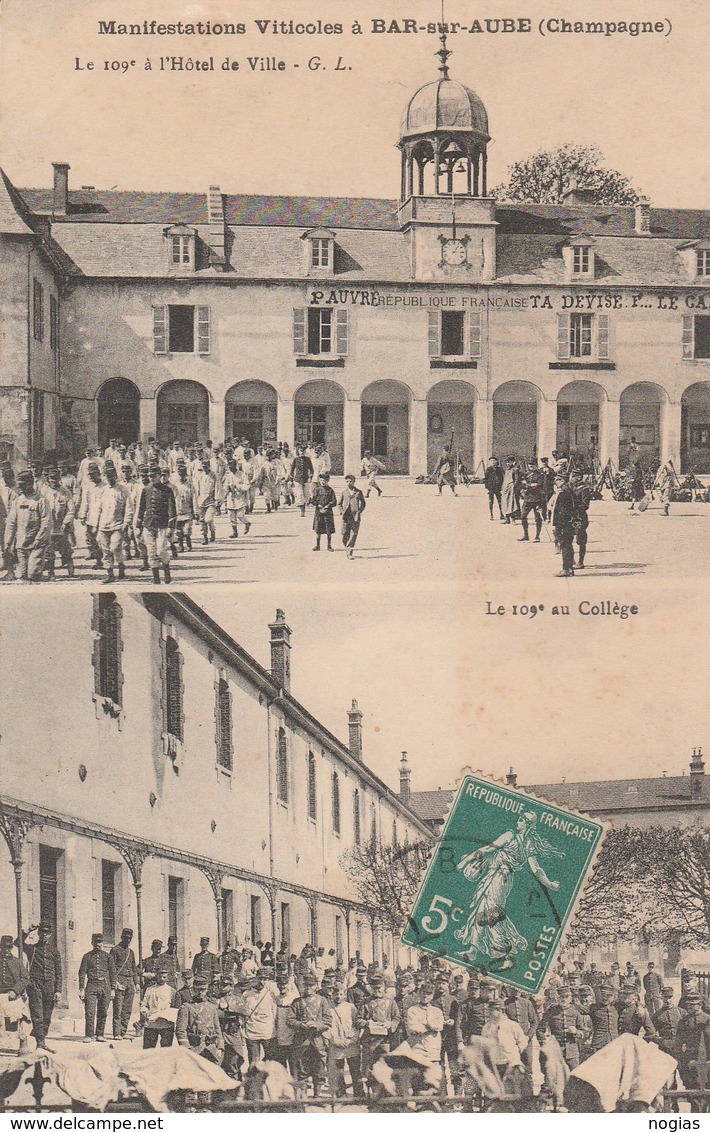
left=400, top=78, right=489, bottom=142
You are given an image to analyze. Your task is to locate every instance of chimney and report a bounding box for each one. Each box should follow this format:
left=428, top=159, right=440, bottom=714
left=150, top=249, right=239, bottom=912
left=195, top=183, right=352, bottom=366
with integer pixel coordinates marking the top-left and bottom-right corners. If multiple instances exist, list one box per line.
left=52, top=163, right=70, bottom=215
left=506, top=767, right=518, bottom=788
left=690, top=746, right=705, bottom=801
left=268, top=609, right=291, bottom=694
left=207, top=185, right=226, bottom=270
left=634, top=197, right=651, bottom=235
left=347, top=699, right=363, bottom=761
left=399, top=751, right=411, bottom=804
left=561, top=176, right=596, bottom=207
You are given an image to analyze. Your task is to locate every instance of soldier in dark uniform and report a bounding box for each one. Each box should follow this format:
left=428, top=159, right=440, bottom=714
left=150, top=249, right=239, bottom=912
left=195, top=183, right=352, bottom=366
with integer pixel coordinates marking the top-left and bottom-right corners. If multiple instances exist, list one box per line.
left=432, top=972, right=459, bottom=1089
left=483, top=457, right=504, bottom=521
left=78, top=933, right=116, bottom=1041
left=458, top=978, right=495, bottom=1045
left=109, top=927, right=138, bottom=1040
left=347, top=965, right=370, bottom=1012
left=176, top=975, right=224, bottom=1063
left=163, top=937, right=180, bottom=989
left=22, top=923, right=62, bottom=1050
left=550, top=474, right=577, bottom=578
left=543, top=986, right=587, bottom=1069
left=192, top=937, right=220, bottom=983
left=358, top=973, right=400, bottom=1077
left=676, top=991, right=710, bottom=1089
left=141, top=939, right=165, bottom=989
left=518, top=465, right=546, bottom=543
left=539, top=457, right=555, bottom=517
left=652, top=986, right=684, bottom=1056
left=576, top=985, right=596, bottom=1060
left=289, top=973, right=333, bottom=1096
left=569, top=471, right=592, bottom=570
left=643, top=962, right=665, bottom=1016
left=617, top=987, right=658, bottom=1040
left=505, top=987, right=539, bottom=1037
left=589, top=983, right=620, bottom=1052
left=0, top=934, right=29, bottom=1053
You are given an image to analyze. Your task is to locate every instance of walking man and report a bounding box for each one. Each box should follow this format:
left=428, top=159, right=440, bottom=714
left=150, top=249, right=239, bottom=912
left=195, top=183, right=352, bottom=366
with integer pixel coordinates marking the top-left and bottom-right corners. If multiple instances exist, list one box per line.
left=78, top=933, right=116, bottom=1042
left=291, top=446, right=314, bottom=517
left=518, top=464, right=546, bottom=543
left=311, top=473, right=337, bottom=552
left=549, top=474, right=577, bottom=578
left=97, top=461, right=132, bottom=583
left=361, top=451, right=385, bottom=498
left=484, top=457, right=504, bottom=520
left=136, top=465, right=177, bottom=584
left=570, top=471, right=592, bottom=570
left=339, top=475, right=366, bottom=560
left=434, top=445, right=457, bottom=496
left=4, top=470, right=52, bottom=582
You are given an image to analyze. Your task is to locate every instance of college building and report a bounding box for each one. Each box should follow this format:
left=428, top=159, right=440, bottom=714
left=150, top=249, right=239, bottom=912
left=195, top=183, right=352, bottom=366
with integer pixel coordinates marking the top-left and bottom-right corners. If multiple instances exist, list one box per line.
left=2, top=46, right=710, bottom=476
left=0, top=595, right=428, bottom=1029
left=403, top=750, right=710, bottom=978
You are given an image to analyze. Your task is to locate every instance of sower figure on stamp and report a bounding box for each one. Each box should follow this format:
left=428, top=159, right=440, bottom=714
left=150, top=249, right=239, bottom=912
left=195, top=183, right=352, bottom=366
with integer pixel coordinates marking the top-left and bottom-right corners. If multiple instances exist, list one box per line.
left=22, top=923, right=61, bottom=1051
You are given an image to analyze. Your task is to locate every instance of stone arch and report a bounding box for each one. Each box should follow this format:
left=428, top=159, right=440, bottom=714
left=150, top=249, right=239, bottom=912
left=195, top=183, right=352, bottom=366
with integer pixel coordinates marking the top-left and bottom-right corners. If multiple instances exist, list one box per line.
left=225, top=380, right=278, bottom=451
left=619, top=382, right=667, bottom=469
left=361, top=380, right=412, bottom=474
left=97, top=378, right=140, bottom=450
left=556, top=380, right=607, bottom=469
left=294, top=380, right=346, bottom=474
left=681, top=382, right=710, bottom=473
left=156, top=380, right=209, bottom=447
left=426, top=379, right=476, bottom=474
left=492, top=381, right=542, bottom=460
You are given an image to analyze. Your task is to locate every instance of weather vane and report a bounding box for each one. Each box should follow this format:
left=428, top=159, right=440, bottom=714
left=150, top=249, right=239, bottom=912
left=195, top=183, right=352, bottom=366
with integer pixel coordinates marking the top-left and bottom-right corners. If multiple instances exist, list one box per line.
left=437, top=0, right=451, bottom=79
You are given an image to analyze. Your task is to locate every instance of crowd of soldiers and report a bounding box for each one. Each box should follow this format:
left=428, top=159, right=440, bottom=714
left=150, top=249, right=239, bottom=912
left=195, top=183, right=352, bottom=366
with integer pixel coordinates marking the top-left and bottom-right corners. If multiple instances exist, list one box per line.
left=483, top=453, right=593, bottom=578
left=2, top=926, right=707, bottom=1108
left=0, top=435, right=381, bottom=583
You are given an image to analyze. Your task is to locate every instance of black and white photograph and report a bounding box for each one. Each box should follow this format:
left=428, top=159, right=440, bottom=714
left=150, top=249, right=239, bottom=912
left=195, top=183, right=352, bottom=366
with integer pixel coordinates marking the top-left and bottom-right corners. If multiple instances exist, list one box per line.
left=1, top=0, right=709, bottom=1119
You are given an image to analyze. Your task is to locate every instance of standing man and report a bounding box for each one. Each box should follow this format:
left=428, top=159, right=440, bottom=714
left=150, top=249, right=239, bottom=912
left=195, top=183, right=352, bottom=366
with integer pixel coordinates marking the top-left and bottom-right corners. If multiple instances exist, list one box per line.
left=339, top=475, right=366, bottom=560
left=193, top=458, right=220, bottom=544
left=655, top=460, right=674, bottom=516
left=588, top=983, right=620, bottom=1052
left=543, top=985, right=587, bottom=1069
left=676, top=991, right=710, bottom=1089
left=405, top=981, right=444, bottom=1071
left=192, top=937, right=220, bottom=984
left=22, top=923, right=61, bottom=1051
left=311, top=473, right=337, bottom=553
left=643, top=961, right=665, bottom=1016
left=78, top=933, right=116, bottom=1043
left=140, top=968, right=178, bottom=1048
left=0, top=934, right=29, bottom=1054
left=652, top=986, right=684, bottom=1056
left=288, top=973, right=333, bottom=1097
left=291, top=445, right=314, bottom=518
left=171, top=462, right=195, bottom=552
left=518, top=464, right=546, bottom=543
left=136, top=465, right=176, bottom=585
left=434, top=445, right=457, bottom=497
left=570, top=471, right=592, bottom=571
left=358, top=973, right=400, bottom=1078
left=549, top=474, right=577, bottom=578
left=110, top=928, right=138, bottom=1040
left=97, top=461, right=132, bottom=584
left=4, top=470, right=52, bottom=582
left=176, top=976, right=224, bottom=1063
left=483, top=457, right=504, bottom=521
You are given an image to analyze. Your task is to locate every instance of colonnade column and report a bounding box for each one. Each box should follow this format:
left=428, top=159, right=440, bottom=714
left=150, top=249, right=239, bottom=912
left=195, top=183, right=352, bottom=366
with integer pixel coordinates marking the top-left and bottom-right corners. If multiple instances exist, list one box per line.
left=661, top=400, right=682, bottom=467
left=473, top=397, right=492, bottom=473
left=209, top=399, right=225, bottom=446
left=410, top=399, right=428, bottom=476
left=139, top=397, right=157, bottom=444
left=599, top=399, right=621, bottom=469
left=277, top=398, right=295, bottom=446
left=343, top=398, right=362, bottom=475
left=537, top=397, right=558, bottom=461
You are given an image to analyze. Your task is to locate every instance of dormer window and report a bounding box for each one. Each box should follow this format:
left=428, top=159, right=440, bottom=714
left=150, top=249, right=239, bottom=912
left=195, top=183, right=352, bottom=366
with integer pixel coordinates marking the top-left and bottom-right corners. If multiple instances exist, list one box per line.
left=698, top=250, right=710, bottom=278
left=165, top=224, right=196, bottom=272
left=303, top=228, right=335, bottom=276
left=678, top=241, right=710, bottom=282
left=564, top=238, right=595, bottom=280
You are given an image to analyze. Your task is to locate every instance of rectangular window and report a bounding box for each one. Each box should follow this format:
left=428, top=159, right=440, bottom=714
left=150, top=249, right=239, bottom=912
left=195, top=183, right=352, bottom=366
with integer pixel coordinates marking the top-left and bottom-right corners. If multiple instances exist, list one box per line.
left=362, top=406, right=388, bottom=459
left=570, top=313, right=593, bottom=357
left=440, top=310, right=465, bottom=356
left=153, top=305, right=211, bottom=354
left=280, top=902, right=291, bottom=950
left=695, top=316, right=710, bottom=360
left=221, top=888, right=234, bottom=946
left=307, top=307, right=333, bottom=354
left=697, top=250, right=710, bottom=278
left=50, top=295, right=59, bottom=352
left=101, top=860, right=119, bottom=945
left=172, top=236, right=191, bottom=265
left=573, top=246, right=591, bottom=274
left=39, top=845, right=62, bottom=942
left=216, top=678, right=233, bottom=771
left=277, top=728, right=289, bottom=804
left=295, top=405, right=327, bottom=449
left=33, top=279, right=44, bottom=341
left=94, top=594, right=123, bottom=708
left=168, top=876, right=183, bottom=944
left=168, top=305, right=195, bottom=352
left=307, top=753, right=317, bottom=822
left=311, top=239, right=330, bottom=268
left=250, top=895, right=262, bottom=944
left=691, top=425, right=710, bottom=448
left=335, top=915, right=344, bottom=964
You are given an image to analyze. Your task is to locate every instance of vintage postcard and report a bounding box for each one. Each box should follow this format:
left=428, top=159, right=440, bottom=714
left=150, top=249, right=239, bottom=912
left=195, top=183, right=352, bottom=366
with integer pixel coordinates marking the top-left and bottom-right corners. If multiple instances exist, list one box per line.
left=0, top=0, right=709, bottom=1118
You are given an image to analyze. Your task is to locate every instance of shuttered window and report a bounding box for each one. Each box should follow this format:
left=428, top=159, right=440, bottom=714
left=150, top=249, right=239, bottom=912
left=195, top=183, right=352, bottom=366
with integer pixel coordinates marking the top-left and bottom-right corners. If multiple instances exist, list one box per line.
left=335, top=308, right=349, bottom=355
left=294, top=308, right=348, bottom=355
left=165, top=637, right=183, bottom=741
left=557, top=313, right=571, bottom=360
left=153, top=305, right=168, bottom=354
left=216, top=678, right=233, bottom=771
left=469, top=310, right=482, bottom=358
left=353, top=788, right=361, bottom=845
left=428, top=310, right=440, bottom=356
left=293, top=308, right=307, bottom=355
left=197, top=306, right=211, bottom=354
left=33, top=279, right=44, bottom=342
left=682, top=314, right=695, bottom=359
left=332, top=772, right=341, bottom=834
left=596, top=314, right=610, bottom=359
left=93, top=594, right=122, bottom=707
left=429, top=310, right=481, bottom=357
left=570, top=314, right=593, bottom=357
left=307, top=752, right=317, bottom=822
left=277, top=728, right=289, bottom=804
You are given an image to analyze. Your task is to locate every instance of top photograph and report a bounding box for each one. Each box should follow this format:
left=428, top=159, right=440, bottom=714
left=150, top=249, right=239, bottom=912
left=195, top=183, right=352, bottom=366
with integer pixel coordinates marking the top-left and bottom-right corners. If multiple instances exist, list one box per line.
left=1, top=0, right=708, bottom=583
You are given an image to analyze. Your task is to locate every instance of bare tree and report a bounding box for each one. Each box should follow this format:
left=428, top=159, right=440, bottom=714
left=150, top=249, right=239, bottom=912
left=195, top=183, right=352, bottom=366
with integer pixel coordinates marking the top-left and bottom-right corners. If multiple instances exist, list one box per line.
left=493, top=143, right=642, bottom=205
left=341, top=839, right=432, bottom=936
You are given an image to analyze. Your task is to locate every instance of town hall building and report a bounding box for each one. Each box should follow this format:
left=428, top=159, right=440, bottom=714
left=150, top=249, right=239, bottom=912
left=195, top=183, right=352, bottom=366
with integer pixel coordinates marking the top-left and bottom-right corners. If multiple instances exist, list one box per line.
left=2, top=41, right=710, bottom=475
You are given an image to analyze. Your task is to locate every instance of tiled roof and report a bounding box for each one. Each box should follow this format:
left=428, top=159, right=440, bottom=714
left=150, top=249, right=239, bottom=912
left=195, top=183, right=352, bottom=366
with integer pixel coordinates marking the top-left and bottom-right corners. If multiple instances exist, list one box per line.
left=409, top=774, right=709, bottom=824
left=0, top=169, right=36, bottom=235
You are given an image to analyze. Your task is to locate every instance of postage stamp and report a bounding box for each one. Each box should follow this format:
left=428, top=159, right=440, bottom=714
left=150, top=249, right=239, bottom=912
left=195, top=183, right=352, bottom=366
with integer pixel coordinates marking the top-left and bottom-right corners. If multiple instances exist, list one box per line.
left=402, top=773, right=607, bottom=995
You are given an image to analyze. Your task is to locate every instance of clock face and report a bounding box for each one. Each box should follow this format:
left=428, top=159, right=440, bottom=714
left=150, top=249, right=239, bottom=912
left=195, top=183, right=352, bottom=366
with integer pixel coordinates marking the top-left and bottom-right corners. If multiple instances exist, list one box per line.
left=442, top=238, right=467, bottom=266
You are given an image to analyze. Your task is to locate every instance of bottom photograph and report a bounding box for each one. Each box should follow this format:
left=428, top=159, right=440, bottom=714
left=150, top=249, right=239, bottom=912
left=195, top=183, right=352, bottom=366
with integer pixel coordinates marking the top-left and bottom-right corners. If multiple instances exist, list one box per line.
left=0, top=588, right=708, bottom=1114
